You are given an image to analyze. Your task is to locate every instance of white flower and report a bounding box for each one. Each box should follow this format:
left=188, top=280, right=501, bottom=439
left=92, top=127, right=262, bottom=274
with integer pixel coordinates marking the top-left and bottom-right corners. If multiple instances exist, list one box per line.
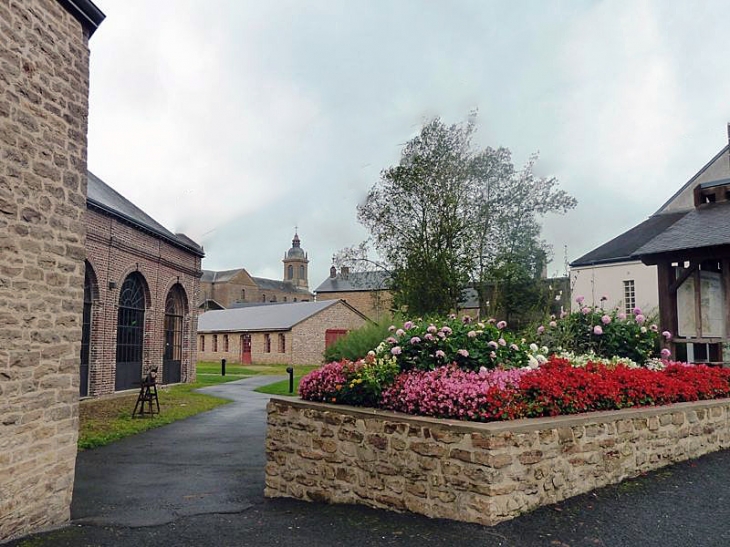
left=529, top=343, right=538, bottom=352
left=527, top=355, right=539, bottom=369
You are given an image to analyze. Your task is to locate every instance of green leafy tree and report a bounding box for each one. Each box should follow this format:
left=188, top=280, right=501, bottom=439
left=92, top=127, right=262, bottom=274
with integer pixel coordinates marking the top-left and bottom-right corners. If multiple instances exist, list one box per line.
left=353, top=113, right=576, bottom=317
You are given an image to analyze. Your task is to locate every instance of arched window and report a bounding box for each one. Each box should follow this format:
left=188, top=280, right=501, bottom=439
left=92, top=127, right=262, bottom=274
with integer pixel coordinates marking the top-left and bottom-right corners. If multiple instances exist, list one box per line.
left=116, top=273, right=146, bottom=391
left=200, top=335, right=205, bottom=352
left=80, top=262, right=96, bottom=397
left=264, top=333, right=271, bottom=353
left=240, top=289, right=246, bottom=301
left=283, top=297, right=287, bottom=302
left=287, top=265, right=293, bottom=279
left=278, top=333, right=286, bottom=353
left=164, top=284, right=186, bottom=384
left=223, top=334, right=229, bottom=352
left=262, top=294, right=266, bottom=302
left=299, top=265, right=305, bottom=279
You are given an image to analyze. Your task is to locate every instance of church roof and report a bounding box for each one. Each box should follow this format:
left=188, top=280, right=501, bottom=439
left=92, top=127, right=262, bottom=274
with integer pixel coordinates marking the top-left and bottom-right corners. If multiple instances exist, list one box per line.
left=315, top=270, right=391, bottom=293
left=198, top=300, right=363, bottom=332
left=201, top=269, right=246, bottom=283
left=251, top=277, right=312, bottom=295
left=87, top=171, right=204, bottom=257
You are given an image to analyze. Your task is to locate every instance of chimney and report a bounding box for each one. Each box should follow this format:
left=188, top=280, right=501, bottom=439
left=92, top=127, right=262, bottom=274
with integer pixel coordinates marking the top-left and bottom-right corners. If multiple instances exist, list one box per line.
left=341, top=266, right=349, bottom=279
left=329, top=265, right=337, bottom=278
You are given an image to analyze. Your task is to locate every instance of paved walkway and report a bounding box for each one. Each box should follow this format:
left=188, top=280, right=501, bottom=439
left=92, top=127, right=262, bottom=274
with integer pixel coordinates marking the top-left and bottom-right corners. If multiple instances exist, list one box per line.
left=8, top=377, right=730, bottom=546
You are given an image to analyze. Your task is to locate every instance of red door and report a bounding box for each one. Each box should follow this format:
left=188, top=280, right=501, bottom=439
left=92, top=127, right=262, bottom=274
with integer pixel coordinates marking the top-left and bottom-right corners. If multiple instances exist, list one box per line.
left=240, top=334, right=252, bottom=364
left=325, top=329, right=348, bottom=349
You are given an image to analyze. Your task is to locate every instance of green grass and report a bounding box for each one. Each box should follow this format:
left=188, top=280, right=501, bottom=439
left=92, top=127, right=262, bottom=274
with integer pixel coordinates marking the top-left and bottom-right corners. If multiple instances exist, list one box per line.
left=254, top=365, right=319, bottom=396
left=78, top=362, right=319, bottom=450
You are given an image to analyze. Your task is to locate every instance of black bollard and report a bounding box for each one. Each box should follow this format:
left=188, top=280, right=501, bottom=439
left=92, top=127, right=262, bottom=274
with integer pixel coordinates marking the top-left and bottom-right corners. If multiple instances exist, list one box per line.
left=221, top=358, right=226, bottom=376
left=286, top=366, right=294, bottom=394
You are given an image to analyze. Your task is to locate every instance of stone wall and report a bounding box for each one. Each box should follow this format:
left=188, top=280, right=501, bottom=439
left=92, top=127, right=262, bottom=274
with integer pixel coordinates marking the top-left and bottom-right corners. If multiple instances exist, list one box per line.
left=0, top=0, right=93, bottom=540
left=316, top=290, right=392, bottom=322
left=266, top=397, right=730, bottom=526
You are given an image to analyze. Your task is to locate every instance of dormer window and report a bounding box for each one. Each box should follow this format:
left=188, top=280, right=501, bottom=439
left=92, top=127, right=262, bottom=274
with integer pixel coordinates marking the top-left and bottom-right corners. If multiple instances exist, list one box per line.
left=694, top=179, right=730, bottom=207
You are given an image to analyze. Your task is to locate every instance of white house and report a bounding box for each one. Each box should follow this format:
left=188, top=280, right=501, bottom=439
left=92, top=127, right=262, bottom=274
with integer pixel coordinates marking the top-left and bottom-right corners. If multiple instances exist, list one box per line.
left=570, top=137, right=730, bottom=316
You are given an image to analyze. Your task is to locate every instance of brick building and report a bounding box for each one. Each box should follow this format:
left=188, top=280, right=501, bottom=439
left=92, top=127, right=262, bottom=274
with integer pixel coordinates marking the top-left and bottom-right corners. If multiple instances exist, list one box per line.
left=198, top=300, right=367, bottom=365
left=83, top=172, right=204, bottom=395
left=0, top=0, right=104, bottom=541
left=200, top=232, right=313, bottom=309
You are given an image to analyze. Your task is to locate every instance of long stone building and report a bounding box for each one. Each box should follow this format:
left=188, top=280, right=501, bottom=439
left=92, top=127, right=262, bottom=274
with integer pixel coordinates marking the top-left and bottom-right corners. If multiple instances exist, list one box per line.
left=0, top=0, right=105, bottom=541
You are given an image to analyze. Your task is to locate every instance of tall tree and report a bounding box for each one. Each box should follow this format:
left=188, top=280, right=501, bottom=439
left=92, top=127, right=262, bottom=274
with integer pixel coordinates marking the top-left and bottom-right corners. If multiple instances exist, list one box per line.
left=353, top=114, right=576, bottom=318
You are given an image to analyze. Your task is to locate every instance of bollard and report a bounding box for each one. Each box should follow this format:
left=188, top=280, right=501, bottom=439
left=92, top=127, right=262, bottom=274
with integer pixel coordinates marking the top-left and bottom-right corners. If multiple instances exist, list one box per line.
left=221, top=358, right=226, bottom=376
left=286, top=366, right=294, bottom=394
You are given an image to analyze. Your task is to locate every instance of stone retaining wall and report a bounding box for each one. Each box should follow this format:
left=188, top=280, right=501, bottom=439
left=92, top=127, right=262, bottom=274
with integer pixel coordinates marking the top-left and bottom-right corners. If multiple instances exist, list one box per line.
left=265, top=397, right=730, bottom=525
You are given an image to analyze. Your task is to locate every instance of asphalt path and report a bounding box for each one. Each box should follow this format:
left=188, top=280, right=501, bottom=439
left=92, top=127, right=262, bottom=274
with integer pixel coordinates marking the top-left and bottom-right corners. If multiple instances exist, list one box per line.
left=7, top=376, right=730, bottom=546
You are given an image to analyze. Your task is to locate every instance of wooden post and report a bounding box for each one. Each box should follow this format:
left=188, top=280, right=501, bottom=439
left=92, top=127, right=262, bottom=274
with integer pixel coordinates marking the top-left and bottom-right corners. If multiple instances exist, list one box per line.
left=657, top=261, right=678, bottom=355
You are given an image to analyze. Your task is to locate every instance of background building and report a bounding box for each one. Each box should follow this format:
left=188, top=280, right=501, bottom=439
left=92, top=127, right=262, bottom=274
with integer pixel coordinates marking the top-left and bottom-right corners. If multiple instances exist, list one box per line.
left=314, top=266, right=393, bottom=321
left=198, top=300, right=367, bottom=365
left=200, top=232, right=312, bottom=308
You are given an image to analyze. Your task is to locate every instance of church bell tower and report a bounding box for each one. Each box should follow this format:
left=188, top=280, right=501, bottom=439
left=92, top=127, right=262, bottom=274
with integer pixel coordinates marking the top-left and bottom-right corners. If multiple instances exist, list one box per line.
left=283, top=231, right=309, bottom=289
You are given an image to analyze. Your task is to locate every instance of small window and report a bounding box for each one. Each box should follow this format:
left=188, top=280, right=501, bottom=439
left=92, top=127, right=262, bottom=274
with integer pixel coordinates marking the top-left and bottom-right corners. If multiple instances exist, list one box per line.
left=264, top=333, right=271, bottom=353
left=287, top=265, right=293, bottom=279
left=240, top=289, right=245, bottom=301
left=213, top=334, right=218, bottom=352
left=223, top=334, right=229, bottom=352
left=293, top=298, right=297, bottom=302
left=278, top=333, right=286, bottom=353
left=623, top=280, right=636, bottom=315
left=200, top=335, right=205, bottom=352
left=299, top=265, right=305, bottom=279
left=262, top=294, right=266, bottom=302
left=283, top=297, right=287, bottom=302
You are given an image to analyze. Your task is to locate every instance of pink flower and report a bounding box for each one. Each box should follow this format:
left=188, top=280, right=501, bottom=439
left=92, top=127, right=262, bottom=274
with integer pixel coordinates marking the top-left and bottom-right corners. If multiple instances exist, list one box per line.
left=580, top=307, right=590, bottom=315
left=489, top=351, right=497, bottom=359
left=593, top=325, right=603, bottom=335
left=396, top=329, right=405, bottom=337
left=660, top=348, right=671, bottom=358
left=601, top=315, right=611, bottom=325
left=488, top=341, right=498, bottom=350
left=497, top=321, right=507, bottom=330
left=662, top=331, right=672, bottom=340
left=424, top=333, right=434, bottom=341
left=388, top=325, right=396, bottom=332
left=467, top=330, right=477, bottom=338
left=479, top=366, right=488, bottom=374
left=617, top=312, right=626, bottom=320
left=510, top=343, right=519, bottom=351
left=386, top=337, right=397, bottom=344
left=403, top=321, right=414, bottom=330
left=435, top=350, right=446, bottom=359
left=410, top=336, right=421, bottom=345
left=437, top=331, right=446, bottom=339
left=537, top=325, right=545, bottom=334
left=576, top=295, right=585, bottom=304
left=633, top=307, right=642, bottom=316
left=391, top=346, right=402, bottom=355
left=650, top=324, right=658, bottom=332
left=457, top=349, right=469, bottom=358
left=560, top=310, right=568, bottom=319
left=440, top=326, right=453, bottom=335
left=635, top=314, right=646, bottom=324
left=427, top=324, right=437, bottom=334
left=549, top=321, right=557, bottom=328
left=498, top=338, right=506, bottom=346
left=448, top=314, right=457, bottom=320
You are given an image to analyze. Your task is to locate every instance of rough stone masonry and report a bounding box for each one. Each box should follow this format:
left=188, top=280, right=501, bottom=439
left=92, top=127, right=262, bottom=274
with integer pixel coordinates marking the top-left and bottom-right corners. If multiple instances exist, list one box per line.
left=266, top=397, right=730, bottom=526
left=0, top=0, right=103, bottom=541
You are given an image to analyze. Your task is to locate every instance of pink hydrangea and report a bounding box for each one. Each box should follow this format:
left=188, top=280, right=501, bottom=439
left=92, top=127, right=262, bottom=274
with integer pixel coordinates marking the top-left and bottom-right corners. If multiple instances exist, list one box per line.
left=457, top=349, right=469, bottom=358
left=635, top=314, right=646, bottom=324
left=498, top=338, right=506, bottom=346
left=388, top=325, right=396, bottom=332
left=576, top=295, right=585, bottom=304
left=510, top=343, right=519, bottom=351
left=662, top=330, right=672, bottom=340
left=391, top=346, right=402, bottom=355
left=488, top=341, right=498, bottom=349
left=633, top=307, right=642, bottom=315
left=410, top=336, right=421, bottom=345
left=496, top=321, right=507, bottom=330
left=537, top=325, right=545, bottom=334
left=661, top=348, right=671, bottom=358
left=424, top=333, right=434, bottom=341
left=617, top=312, right=627, bottom=320
left=549, top=321, right=557, bottom=328
left=435, top=350, right=446, bottom=359
left=403, top=321, right=414, bottom=330
left=581, top=307, right=590, bottom=315
left=593, top=325, right=603, bottom=335
left=601, top=314, right=611, bottom=325
left=441, top=326, right=453, bottom=335
left=386, top=337, right=397, bottom=344
left=396, top=329, right=405, bottom=337
left=427, top=324, right=437, bottom=334
left=650, top=324, right=658, bottom=332
left=467, top=330, right=477, bottom=338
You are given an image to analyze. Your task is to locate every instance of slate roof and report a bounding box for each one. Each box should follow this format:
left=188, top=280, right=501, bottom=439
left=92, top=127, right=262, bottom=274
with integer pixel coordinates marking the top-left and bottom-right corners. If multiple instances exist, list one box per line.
left=201, top=269, right=246, bottom=283
left=252, top=277, right=312, bottom=296
left=315, top=271, right=391, bottom=293
left=460, top=287, right=480, bottom=309
left=570, top=212, right=688, bottom=267
left=635, top=202, right=730, bottom=257
left=198, top=300, right=358, bottom=332
left=87, top=171, right=204, bottom=257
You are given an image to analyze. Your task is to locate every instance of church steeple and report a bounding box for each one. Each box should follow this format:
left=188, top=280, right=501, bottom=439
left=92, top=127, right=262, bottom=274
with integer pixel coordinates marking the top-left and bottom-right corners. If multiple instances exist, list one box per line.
left=282, top=230, right=309, bottom=289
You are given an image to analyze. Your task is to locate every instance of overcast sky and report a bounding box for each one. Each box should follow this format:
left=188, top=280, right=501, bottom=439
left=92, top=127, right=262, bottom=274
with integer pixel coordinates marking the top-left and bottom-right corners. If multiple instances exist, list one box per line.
left=88, top=0, right=730, bottom=285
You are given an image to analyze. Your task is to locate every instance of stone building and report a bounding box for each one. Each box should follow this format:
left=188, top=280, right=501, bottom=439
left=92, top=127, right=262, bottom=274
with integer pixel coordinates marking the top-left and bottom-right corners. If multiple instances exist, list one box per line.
left=198, top=300, right=367, bottom=365
left=200, top=232, right=312, bottom=308
left=314, top=266, right=393, bottom=321
left=84, top=172, right=204, bottom=395
left=0, top=0, right=104, bottom=541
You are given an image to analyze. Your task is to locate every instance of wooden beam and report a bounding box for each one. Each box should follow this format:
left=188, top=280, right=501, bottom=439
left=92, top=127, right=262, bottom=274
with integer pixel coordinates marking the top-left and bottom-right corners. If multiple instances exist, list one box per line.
left=694, top=268, right=703, bottom=338
left=656, top=261, right=678, bottom=348
left=669, top=262, right=698, bottom=294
